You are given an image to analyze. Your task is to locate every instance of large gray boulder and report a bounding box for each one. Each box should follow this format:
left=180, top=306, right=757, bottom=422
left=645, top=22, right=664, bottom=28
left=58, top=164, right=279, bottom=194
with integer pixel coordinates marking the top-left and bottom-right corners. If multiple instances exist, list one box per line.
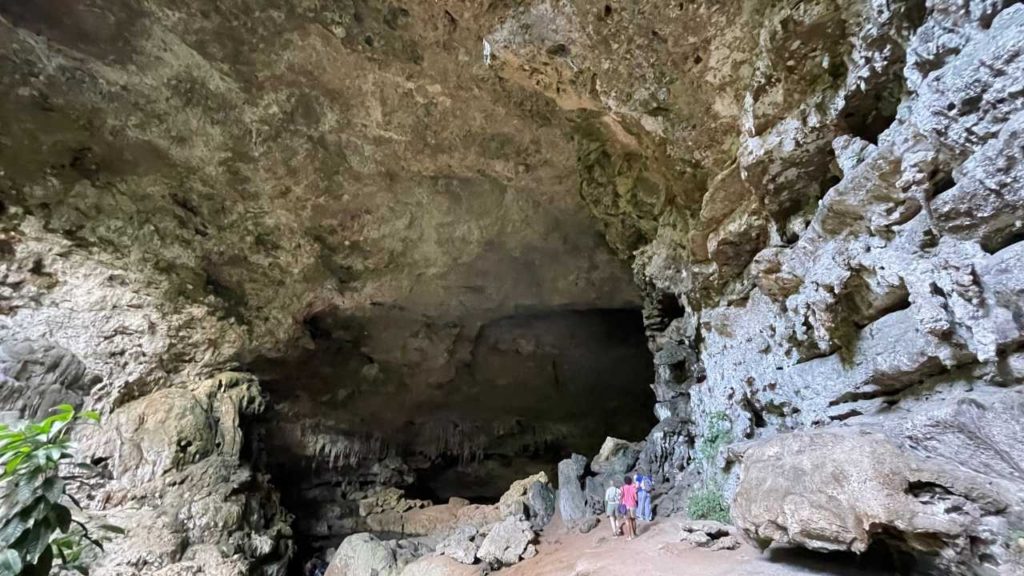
left=733, top=425, right=1018, bottom=574
left=557, top=453, right=588, bottom=524
left=497, top=472, right=555, bottom=530
left=590, top=437, right=641, bottom=475
left=325, top=533, right=397, bottom=576
left=475, top=516, right=534, bottom=567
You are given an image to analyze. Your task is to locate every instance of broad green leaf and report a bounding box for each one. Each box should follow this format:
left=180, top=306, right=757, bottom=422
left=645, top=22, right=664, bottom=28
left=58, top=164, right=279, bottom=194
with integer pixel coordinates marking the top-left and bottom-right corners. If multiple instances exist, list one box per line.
left=4, top=451, right=28, bottom=476
left=49, top=503, right=72, bottom=533
left=31, top=543, right=53, bottom=576
left=81, top=410, right=101, bottom=423
left=0, top=549, right=22, bottom=576
left=0, top=514, right=28, bottom=547
left=40, top=476, right=65, bottom=502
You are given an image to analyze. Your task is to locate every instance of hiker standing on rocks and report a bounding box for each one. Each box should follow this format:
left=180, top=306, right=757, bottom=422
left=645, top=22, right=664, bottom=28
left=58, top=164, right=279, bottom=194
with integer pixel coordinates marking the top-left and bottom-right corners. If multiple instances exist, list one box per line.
left=604, top=479, right=623, bottom=536
left=635, top=471, right=654, bottom=522
left=620, top=475, right=639, bottom=540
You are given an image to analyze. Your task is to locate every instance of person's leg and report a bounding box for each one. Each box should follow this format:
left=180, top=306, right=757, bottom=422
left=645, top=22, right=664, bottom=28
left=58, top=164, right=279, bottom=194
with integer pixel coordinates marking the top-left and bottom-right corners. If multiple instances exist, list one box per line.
left=641, top=491, right=652, bottom=521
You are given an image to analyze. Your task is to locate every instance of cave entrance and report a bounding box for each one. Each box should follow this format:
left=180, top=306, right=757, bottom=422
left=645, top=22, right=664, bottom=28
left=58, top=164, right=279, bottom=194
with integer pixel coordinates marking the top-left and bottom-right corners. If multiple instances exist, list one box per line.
left=246, top=307, right=656, bottom=557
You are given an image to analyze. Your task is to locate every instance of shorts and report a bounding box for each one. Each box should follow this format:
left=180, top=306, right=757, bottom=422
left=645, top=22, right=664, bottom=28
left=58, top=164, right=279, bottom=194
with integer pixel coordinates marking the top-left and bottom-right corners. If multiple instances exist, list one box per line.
left=606, top=503, right=620, bottom=517
left=626, top=507, right=637, bottom=519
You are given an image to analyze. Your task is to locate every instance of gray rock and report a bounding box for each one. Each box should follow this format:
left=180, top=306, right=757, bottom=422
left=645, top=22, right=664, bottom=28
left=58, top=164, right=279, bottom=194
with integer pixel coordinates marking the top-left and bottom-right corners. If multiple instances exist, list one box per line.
left=590, top=437, right=640, bottom=475
left=557, top=454, right=588, bottom=524
left=0, top=339, right=96, bottom=420
left=680, top=520, right=733, bottom=539
left=682, top=531, right=712, bottom=546
left=577, top=516, right=599, bottom=534
left=708, top=535, right=741, bottom=551
left=476, top=517, right=534, bottom=567
left=525, top=479, right=556, bottom=530
left=733, top=426, right=1017, bottom=573
left=399, top=556, right=482, bottom=576
left=325, top=533, right=397, bottom=576
left=436, top=526, right=478, bottom=565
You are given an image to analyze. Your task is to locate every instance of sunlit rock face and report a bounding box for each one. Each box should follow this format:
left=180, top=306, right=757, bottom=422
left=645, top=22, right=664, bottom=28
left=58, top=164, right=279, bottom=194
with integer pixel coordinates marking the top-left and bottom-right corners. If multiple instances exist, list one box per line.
left=3, top=0, right=1024, bottom=574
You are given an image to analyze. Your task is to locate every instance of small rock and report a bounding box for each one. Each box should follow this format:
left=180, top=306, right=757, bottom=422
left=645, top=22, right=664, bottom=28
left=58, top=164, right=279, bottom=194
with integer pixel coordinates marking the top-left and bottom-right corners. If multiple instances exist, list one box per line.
left=680, top=520, right=733, bottom=538
left=709, top=535, right=741, bottom=551
left=577, top=516, right=600, bottom=534
left=522, top=543, right=537, bottom=559
left=682, top=531, right=712, bottom=546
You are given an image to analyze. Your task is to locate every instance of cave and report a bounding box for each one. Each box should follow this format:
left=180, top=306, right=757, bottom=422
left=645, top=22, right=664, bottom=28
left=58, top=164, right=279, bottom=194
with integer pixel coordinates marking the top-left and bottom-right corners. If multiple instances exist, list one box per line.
left=1, top=1, right=1023, bottom=575
left=246, top=307, right=655, bottom=554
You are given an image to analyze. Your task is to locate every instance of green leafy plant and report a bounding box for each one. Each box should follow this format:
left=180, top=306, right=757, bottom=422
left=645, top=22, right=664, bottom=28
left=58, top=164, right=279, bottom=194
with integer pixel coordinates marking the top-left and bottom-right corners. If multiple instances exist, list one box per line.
left=0, top=404, right=122, bottom=576
left=696, top=411, right=732, bottom=466
left=687, top=411, right=734, bottom=523
left=686, top=484, right=730, bottom=524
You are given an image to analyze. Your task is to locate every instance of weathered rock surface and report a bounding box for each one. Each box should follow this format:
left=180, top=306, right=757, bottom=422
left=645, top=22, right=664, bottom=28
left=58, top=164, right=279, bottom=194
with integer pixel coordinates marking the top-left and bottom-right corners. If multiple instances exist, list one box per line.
left=79, top=373, right=292, bottom=576
left=3, top=0, right=1024, bottom=573
left=733, top=423, right=1022, bottom=573
left=485, top=0, right=1024, bottom=572
left=398, top=556, right=482, bottom=576
left=325, top=534, right=397, bottom=576
left=497, top=472, right=555, bottom=530
left=435, top=526, right=479, bottom=565
left=556, top=454, right=588, bottom=525
left=475, top=516, right=535, bottom=568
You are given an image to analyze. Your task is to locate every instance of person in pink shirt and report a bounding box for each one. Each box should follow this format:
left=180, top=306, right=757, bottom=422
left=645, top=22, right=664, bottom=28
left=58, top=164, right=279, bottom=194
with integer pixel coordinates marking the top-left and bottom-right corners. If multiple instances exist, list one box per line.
left=619, top=475, right=639, bottom=540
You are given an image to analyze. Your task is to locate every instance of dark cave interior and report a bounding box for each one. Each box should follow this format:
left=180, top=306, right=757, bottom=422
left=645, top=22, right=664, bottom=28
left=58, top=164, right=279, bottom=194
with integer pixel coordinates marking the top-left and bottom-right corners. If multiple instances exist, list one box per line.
left=246, top=307, right=656, bottom=552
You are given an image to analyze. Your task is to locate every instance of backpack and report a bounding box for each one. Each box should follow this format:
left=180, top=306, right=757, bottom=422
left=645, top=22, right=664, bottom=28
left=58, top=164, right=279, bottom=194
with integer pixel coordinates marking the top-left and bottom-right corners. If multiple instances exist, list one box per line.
left=641, top=475, right=654, bottom=492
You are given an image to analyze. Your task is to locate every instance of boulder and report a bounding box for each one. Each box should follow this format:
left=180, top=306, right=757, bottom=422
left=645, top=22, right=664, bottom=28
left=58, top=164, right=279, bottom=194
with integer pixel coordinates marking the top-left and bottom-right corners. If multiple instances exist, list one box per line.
left=325, top=533, right=397, bottom=576
left=398, top=556, right=482, bottom=576
left=732, top=426, right=1013, bottom=571
left=498, top=472, right=555, bottom=529
left=366, top=502, right=466, bottom=536
left=557, top=454, right=588, bottom=524
left=455, top=504, right=505, bottom=530
left=476, top=516, right=535, bottom=567
left=590, top=437, right=640, bottom=475
left=436, top=526, right=478, bottom=565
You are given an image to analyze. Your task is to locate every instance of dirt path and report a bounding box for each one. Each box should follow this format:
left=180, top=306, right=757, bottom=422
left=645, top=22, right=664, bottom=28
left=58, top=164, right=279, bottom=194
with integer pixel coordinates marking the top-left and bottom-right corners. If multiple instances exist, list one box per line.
left=501, top=515, right=891, bottom=576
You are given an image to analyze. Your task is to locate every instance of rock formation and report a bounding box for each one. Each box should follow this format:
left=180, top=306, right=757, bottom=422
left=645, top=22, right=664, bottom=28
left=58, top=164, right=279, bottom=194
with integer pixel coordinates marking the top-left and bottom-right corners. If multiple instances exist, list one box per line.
left=2, top=0, right=1024, bottom=574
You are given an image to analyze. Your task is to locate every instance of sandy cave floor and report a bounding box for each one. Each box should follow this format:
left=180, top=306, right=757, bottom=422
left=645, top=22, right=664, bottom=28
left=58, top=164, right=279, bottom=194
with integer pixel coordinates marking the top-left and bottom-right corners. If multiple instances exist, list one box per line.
left=500, top=515, right=893, bottom=576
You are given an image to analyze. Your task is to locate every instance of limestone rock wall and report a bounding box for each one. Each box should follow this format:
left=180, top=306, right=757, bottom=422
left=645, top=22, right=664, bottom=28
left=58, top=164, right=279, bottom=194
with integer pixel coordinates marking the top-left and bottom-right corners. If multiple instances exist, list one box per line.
left=489, top=0, right=1024, bottom=573
left=2, top=0, right=1024, bottom=574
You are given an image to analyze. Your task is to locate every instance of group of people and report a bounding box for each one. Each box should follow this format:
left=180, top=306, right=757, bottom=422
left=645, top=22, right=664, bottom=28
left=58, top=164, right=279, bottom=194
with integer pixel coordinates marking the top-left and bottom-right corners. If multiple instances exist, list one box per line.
left=603, top=471, right=655, bottom=540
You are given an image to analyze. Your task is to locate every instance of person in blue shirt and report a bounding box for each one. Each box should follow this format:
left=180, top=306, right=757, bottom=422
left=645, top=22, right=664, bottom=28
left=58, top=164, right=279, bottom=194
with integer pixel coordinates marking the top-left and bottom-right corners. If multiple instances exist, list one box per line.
left=634, top=470, right=654, bottom=522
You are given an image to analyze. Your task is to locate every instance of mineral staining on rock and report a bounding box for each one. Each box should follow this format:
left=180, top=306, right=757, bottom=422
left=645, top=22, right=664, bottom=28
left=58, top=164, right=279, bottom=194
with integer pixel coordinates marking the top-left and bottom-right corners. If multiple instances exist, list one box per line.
left=2, top=0, right=1024, bottom=575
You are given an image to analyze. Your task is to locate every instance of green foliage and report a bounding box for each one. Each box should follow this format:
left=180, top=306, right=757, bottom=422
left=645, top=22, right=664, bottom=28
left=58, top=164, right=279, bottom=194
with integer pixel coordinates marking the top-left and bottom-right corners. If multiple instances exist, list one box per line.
left=696, top=411, right=732, bottom=468
left=0, top=405, right=120, bottom=576
left=688, top=411, right=733, bottom=523
left=686, top=484, right=730, bottom=524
